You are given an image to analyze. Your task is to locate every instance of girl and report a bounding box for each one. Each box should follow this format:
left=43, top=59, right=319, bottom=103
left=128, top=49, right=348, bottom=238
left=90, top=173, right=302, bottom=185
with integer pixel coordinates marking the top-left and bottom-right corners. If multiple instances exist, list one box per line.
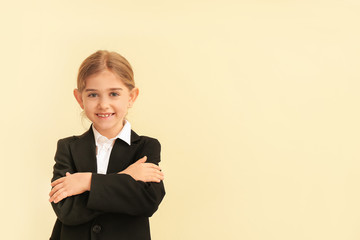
left=49, top=50, right=165, bottom=240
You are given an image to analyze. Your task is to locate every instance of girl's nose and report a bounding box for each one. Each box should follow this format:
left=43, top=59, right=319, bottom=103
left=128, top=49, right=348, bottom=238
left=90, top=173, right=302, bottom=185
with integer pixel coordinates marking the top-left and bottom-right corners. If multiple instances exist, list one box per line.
left=98, top=97, right=110, bottom=109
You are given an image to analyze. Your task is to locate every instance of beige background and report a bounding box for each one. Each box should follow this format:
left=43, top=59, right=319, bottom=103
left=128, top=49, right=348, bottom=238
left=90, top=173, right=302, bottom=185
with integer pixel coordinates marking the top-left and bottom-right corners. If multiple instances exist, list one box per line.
left=1, top=0, right=360, bottom=239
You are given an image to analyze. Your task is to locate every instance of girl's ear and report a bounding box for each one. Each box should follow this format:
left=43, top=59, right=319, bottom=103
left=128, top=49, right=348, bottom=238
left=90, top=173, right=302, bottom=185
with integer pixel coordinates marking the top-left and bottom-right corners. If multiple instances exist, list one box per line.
left=128, top=87, right=139, bottom=108
left=73, top=89, right=84, bottom=109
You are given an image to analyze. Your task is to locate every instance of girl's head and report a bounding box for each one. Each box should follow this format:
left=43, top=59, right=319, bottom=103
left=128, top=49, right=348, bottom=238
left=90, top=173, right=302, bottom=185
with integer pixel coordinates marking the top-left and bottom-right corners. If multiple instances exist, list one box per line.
left=74, top=50, right=139, bottom=139
left=77, top=50, right=135, bottom=92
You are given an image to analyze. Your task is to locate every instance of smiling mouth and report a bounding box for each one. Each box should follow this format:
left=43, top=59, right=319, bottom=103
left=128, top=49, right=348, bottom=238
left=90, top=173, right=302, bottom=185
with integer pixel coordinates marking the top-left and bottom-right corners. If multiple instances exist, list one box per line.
left=96, top=113, right=115, bottom=118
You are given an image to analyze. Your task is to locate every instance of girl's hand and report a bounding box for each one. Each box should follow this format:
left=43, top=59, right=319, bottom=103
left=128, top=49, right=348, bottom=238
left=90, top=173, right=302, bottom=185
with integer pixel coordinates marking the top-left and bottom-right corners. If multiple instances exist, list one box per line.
left=49, top=172, right=92, bottom=203
left=119, top=156, right=164, bottom=183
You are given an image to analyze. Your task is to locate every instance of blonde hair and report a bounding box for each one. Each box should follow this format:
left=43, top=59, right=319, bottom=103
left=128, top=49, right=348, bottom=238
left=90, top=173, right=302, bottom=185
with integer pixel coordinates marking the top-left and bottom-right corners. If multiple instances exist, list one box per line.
left=77, top=50, right=135, bottom=92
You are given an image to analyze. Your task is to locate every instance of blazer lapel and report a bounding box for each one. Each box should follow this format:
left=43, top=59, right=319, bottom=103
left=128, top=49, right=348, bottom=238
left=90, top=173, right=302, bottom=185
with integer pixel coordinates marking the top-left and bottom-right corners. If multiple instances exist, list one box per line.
left=107, top=130, right=141, bottom=174
left=70, top=127, right=98, bottom=173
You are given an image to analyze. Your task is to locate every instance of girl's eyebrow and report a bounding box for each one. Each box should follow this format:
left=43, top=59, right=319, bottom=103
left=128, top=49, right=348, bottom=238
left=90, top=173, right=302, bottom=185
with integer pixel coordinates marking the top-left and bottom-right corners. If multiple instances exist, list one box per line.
left=85, top=89, right=97, bottom=92
left=109, top=88, right=123, bottom=91
left=84, top=88, right=123, bottom=92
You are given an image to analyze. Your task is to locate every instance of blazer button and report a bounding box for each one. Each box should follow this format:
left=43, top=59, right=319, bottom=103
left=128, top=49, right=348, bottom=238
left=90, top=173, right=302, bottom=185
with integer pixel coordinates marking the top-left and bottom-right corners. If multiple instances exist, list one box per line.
left=92, top=224, right=102, bottom=233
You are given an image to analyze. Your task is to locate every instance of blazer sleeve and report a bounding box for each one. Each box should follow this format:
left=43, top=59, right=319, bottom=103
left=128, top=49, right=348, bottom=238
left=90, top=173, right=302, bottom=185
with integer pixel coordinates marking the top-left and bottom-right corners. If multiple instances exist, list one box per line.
left=87, top=138, right=166, bottom=217
left=50, top=138, right=102, bottom=226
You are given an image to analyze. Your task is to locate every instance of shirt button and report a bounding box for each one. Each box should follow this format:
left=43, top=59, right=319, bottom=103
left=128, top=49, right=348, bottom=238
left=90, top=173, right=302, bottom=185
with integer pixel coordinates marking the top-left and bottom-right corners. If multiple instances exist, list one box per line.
left=92, top=224, right=102, bottom=233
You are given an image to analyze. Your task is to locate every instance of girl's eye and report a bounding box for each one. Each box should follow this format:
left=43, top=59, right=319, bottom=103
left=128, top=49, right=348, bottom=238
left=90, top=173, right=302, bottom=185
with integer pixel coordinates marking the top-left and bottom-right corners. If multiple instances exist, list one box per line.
left=110, top=92, right=120, bottom=97
left=88, top=93, right=98, bottom=98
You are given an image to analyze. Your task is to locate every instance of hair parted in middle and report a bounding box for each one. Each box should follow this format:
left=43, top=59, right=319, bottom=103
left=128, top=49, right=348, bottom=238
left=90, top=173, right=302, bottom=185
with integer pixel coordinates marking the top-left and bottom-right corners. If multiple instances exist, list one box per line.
left=77, top=50, right=135, bottom=92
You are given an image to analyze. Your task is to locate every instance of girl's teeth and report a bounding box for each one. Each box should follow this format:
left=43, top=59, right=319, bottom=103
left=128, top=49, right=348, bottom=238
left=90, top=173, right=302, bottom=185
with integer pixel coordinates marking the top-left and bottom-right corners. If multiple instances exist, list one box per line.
left=98, top=114, right=111, bottom=117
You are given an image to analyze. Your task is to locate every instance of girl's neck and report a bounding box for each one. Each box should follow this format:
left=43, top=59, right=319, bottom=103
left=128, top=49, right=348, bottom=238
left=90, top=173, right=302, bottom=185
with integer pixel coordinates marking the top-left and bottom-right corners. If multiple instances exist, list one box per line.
left=93, top=121, right=125, bottom=139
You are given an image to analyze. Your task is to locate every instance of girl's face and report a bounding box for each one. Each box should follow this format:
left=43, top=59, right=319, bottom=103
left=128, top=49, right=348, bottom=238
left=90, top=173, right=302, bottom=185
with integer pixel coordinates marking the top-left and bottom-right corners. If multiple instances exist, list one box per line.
left=74, top=69, right=138, bottom=139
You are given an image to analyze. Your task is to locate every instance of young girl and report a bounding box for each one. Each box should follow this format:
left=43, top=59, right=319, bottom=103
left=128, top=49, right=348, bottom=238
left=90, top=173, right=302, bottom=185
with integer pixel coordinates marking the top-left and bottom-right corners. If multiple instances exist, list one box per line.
left=49, top=50, right=165, bottom=240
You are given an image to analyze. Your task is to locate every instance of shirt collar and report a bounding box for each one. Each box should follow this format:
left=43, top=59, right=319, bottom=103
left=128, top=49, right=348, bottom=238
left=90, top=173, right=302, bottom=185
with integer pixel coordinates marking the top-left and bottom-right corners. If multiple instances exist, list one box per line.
left=92, top=120, right=132, bottom=146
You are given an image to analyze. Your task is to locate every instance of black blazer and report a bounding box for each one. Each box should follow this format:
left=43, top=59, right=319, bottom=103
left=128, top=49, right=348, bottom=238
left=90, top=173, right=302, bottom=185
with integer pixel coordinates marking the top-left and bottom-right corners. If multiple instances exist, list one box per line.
left=50, top=127, right=165, bottom=240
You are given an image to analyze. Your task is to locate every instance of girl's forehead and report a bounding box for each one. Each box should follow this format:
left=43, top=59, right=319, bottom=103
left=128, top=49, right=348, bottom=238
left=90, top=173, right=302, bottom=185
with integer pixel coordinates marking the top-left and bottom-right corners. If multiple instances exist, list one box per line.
left=85, top=70, right=126, bottom=89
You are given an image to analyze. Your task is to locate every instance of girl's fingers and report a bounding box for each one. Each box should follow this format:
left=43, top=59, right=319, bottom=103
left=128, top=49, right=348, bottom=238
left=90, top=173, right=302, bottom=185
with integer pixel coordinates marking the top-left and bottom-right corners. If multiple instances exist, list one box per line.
left=50, top=188, right=64, bottom=202
left=145, top=171, right=164, bottom=182
left=155, top=173, right=164, bottom=181
left=143, top=163, right=161, bottom=170
left=49, top=183, right=63, bottom=197
left=145, top=169, right=164, bottom=177
left=51, top=188, right=68, bottom=203
left=157, top=172, right=165, bottom=180
left=156, top=172, right=164, bottom=179
left=151, top=176, right=161, bottom=183
left=56, top=191, right=69, bottom=203
left=136, top=156, right=147, bottom=163
left=49, top=188, right=63, bottom=202
left=51, top=177, right=65, bottom=187
left=54, top=191, right=66, bottom=203
left=151, top=168, right=164, bottom=176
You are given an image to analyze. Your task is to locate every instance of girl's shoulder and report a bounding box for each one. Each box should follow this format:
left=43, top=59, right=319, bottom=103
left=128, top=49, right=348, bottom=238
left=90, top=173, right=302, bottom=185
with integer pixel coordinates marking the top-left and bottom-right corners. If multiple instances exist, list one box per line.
left=131, top=130, right=160, bottom=145
left=55, top=136, right=79, bottom=149
left=56, top=130, right=91, bottom=145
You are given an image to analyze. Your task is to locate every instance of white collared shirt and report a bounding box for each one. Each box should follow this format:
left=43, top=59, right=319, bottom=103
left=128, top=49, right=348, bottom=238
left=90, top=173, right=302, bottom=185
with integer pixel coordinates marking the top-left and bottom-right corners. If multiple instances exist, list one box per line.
left=92, top=120, right=132, bottom=174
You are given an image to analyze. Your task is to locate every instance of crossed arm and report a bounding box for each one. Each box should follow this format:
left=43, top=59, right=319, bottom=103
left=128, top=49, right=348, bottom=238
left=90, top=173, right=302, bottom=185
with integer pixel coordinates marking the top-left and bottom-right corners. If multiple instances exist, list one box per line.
left=49, top=138, right=165, bottom=225
left=49, top=156, right=164, bottom=203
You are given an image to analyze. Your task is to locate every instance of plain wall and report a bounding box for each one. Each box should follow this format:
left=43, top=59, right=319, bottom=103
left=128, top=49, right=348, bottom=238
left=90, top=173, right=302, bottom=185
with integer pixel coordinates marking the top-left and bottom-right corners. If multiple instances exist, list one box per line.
left=1, top=0, right=360, bottom=239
